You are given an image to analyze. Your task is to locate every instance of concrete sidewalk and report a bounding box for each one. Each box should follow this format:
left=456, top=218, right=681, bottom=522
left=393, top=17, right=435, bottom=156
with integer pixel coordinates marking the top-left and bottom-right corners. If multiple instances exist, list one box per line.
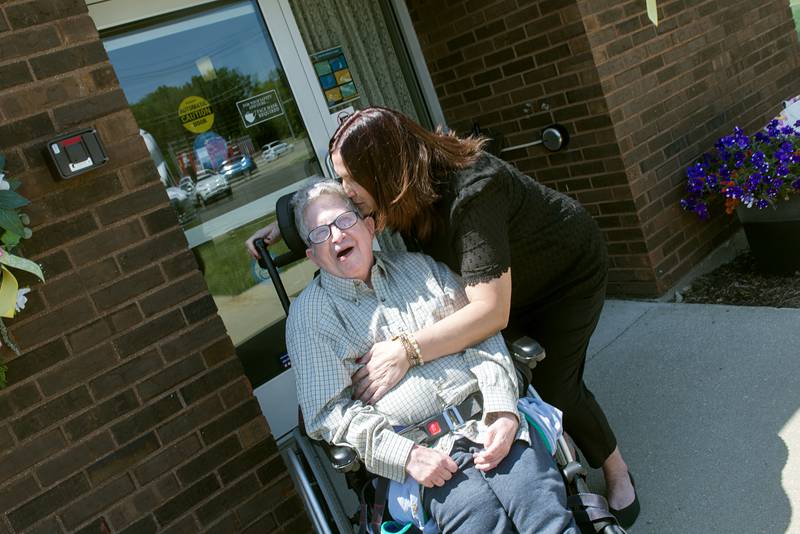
left=582, top=300, right=800, bottom=533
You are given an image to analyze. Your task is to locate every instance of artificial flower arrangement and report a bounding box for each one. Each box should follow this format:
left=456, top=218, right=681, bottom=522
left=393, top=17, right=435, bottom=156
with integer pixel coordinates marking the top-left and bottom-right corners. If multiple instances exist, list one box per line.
left=680, top=120, right=800, bottom=219
left=0, top=154, right=45, bottom=388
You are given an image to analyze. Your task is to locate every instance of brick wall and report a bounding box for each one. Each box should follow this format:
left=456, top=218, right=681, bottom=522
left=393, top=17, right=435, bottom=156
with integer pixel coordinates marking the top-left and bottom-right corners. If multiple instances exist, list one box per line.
left=577, top=0, right=800, bottom=294
left=407, top=0, right=654, bottom=295
left=0, top=1, right=307, bottom=532
left=407, top=0, right=800, bottom=296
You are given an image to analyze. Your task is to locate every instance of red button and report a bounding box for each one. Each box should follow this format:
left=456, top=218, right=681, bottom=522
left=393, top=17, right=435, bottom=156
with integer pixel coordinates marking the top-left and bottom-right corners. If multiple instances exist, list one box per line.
left=427, top=421, right=442, bottom=435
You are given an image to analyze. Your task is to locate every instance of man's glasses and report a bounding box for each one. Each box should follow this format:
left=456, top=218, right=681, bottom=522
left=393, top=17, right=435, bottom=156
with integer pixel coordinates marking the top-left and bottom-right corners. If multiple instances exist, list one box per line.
left=308, top=210, right=360, bottom=244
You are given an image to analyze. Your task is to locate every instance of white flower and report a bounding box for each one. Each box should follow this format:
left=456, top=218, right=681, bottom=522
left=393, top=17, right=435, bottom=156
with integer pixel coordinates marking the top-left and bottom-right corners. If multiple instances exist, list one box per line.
left=0, top=172, right=7, bottom=190
left=15, top=287, right=30, bottom=312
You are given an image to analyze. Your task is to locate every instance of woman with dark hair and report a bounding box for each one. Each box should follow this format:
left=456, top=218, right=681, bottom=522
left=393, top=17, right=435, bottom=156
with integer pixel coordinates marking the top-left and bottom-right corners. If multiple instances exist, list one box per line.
left=246, top=106, right=638, bottom=527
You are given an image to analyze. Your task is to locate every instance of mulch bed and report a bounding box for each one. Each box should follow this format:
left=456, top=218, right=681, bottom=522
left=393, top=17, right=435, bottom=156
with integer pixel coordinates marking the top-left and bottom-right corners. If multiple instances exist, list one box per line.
left=680, top=252, right=800, bottom=308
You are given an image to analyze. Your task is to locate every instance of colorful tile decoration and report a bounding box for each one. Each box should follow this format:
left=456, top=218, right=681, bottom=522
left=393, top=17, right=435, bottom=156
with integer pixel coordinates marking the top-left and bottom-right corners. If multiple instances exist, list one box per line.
left=310, top=46, right=359, bottom=109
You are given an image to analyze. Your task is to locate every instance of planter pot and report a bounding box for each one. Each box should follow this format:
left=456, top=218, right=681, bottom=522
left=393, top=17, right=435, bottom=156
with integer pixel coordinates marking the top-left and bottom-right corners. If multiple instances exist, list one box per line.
left=736, top=194, right=800, bottom=274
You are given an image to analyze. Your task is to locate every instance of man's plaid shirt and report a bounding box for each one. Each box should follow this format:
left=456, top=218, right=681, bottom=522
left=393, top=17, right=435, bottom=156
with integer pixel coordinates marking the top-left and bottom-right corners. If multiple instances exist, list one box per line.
left=286, top=251, right=529, bottom=482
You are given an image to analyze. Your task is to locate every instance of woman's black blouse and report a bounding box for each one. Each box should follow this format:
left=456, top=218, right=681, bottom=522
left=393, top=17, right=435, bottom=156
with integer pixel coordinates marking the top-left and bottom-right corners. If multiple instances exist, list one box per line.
left=417, top=152, right=607, bottom=310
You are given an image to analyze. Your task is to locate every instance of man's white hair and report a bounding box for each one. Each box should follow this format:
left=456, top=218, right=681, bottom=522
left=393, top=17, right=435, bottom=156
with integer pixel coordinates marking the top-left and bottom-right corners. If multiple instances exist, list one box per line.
left=291, top=176, right=360, bottom=246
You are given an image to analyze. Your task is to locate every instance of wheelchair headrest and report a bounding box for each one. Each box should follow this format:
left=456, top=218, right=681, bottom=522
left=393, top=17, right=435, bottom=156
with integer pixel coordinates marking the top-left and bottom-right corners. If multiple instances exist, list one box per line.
left=275, top=192, right=307, bottom=256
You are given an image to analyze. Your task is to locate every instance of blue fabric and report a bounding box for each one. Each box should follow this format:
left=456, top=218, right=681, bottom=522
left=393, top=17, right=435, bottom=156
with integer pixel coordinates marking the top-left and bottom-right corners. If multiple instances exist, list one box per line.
left=517, top=386, right=563, bottom=456
left=422, top=437, right=577, bottom=533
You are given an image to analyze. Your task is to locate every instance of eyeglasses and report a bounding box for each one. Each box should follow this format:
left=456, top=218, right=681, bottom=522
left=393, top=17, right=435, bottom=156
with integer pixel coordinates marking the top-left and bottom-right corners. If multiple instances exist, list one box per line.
left=308, top=210, right=360, bottom=244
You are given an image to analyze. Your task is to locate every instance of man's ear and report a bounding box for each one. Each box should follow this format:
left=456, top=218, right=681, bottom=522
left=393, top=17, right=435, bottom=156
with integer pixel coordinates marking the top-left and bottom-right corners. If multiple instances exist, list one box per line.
left=305, top=247, right=319, bottom=267
left=365, top=215, right=376, bottom=237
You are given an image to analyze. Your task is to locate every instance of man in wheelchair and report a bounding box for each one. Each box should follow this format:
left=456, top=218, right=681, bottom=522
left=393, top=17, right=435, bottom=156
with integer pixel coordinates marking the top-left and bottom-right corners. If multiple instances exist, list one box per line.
left=285, top=178, right=577, bottom=533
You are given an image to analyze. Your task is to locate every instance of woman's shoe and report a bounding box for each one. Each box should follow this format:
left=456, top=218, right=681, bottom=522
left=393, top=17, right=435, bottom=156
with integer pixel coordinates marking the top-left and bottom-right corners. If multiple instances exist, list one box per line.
left=609, top=472, right=640, bottom=529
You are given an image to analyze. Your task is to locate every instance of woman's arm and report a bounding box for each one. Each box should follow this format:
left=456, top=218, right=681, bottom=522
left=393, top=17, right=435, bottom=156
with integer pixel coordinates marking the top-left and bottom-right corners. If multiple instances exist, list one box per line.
left=244, top=221, right=281, bottom=258
left=416, top=269, right=512, bottom=360
left=352, top=264, right=512, bottom=404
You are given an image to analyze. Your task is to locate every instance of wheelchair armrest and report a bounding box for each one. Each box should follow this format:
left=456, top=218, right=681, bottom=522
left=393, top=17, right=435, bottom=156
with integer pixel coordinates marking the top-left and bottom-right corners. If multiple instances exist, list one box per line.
left=507, top=335, right=546, bottom=369
left=329, top=444, right=361, bottom=473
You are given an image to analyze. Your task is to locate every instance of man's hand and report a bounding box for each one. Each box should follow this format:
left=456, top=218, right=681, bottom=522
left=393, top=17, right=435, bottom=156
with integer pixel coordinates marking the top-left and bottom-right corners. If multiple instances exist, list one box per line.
left=245, top=222, right=281, bottom=258
left=405, top=445, right=459, bottom=488
left=473, top=412, right=519, bottom=472
left=351, top=339, right=410, bottom=404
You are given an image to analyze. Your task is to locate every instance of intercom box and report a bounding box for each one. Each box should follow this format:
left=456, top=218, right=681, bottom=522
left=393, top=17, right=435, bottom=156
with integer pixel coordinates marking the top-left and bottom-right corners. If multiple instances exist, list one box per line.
left=46, top=128, right=108, bottom=179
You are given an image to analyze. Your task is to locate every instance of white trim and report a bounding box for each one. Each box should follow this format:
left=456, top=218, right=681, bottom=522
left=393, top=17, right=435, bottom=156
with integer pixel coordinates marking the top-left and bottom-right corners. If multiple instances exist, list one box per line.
left=256, top=0, right=337, bottom=179
left=87, top=0, right=220, bottom=31
left=389, top=0, right=446, bottom=128
left=102, top=3, right=254, bottom=51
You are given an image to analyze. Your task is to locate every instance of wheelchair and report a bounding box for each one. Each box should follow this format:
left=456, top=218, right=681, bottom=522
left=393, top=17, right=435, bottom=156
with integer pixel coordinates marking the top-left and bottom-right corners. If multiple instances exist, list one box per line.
left=255, top=191, right=625, bottom=534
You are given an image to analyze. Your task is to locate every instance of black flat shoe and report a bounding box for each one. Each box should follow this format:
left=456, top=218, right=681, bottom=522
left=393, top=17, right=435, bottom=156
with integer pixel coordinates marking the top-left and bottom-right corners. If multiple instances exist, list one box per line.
left=609, top=472, right=640, bottom=529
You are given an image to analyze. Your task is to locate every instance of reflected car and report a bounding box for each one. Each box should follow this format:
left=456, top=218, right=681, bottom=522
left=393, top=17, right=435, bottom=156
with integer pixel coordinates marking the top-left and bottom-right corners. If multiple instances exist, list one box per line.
left=166, top=186, right=195, bottom=224
left=218, top=155, right=257, bottom=179
left=195, top=171, right=231, bottom=205
left=261, top=141, right=293, bottom=162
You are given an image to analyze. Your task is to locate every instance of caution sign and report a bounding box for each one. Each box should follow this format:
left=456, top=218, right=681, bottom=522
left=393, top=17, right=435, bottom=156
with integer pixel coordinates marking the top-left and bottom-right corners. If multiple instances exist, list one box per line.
left=178, top=96, right=214, bottom=133
left=236, top=90, right=283, bottom=128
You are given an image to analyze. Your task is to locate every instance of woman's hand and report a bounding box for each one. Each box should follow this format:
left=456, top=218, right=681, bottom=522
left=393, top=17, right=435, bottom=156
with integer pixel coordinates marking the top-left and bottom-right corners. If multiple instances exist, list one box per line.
left=351, top=339, right=410, bottom=404
left=473, top=412, right=518, bottom=472
left=245, top=222, right=282, bottom=258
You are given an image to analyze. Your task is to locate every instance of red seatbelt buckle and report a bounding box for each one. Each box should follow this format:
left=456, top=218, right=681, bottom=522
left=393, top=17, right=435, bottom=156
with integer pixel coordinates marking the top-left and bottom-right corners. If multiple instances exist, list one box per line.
left=426, top=420, right=442, bottom=436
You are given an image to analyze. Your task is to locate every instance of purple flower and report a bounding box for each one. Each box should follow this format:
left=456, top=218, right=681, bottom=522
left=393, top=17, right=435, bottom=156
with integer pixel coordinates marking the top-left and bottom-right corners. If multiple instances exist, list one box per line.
left=725, top=185, right=744, bottom=199
left=686, top=163, right=706, bottom=179
left=681, top=124, right=800, bottom=220
left=754, top=131, right=770, bottom=143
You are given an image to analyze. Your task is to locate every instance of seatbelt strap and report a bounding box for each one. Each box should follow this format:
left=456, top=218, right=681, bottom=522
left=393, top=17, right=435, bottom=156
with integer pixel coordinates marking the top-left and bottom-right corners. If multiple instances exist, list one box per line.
left=398, top=392, right=483, bottom=444
left=358, top=478, right=391, bottom=534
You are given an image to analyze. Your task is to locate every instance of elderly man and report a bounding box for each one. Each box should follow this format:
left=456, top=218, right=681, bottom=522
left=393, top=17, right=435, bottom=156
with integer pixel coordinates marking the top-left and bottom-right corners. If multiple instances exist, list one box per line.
left=286, top=178, right=576, bottom=533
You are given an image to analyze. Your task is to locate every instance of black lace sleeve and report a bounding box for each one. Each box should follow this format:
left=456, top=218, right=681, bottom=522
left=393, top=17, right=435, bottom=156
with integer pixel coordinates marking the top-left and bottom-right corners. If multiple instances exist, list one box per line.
left=451, top=179, right=511, bottom=286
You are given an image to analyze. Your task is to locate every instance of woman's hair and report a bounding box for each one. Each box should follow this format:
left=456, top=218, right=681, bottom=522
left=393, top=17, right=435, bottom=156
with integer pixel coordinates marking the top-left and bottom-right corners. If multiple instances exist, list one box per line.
left=291, top=176, right=359, bottom=246
left=329, top=106, right=487, bottom=240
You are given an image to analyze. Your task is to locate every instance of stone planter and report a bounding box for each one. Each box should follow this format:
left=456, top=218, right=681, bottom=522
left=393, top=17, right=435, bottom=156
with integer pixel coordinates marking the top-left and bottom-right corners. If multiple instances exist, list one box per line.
left=736, top=194, right=800, bottom=274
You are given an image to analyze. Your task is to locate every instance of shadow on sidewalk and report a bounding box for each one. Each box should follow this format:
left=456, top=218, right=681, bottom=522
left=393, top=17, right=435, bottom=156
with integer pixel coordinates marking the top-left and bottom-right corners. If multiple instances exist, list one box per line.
left=583, top=302, right=797, bottom=533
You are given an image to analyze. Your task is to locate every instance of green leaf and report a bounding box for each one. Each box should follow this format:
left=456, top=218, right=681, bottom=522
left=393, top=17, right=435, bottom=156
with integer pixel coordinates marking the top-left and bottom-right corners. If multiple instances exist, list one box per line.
left=0, top=253, right=43, bottom=281
left=0, top=209, right=24, bottom=236
left=0, top=190, right=29, bottom=210
left=7, top=180, right=21, bottom=191
left=1, top=231, right=20, bottom=248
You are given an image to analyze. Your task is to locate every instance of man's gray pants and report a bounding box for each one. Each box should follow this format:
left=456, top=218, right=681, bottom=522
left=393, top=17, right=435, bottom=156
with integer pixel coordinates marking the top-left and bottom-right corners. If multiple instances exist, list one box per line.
left=423, top=436, right=578, bottom=533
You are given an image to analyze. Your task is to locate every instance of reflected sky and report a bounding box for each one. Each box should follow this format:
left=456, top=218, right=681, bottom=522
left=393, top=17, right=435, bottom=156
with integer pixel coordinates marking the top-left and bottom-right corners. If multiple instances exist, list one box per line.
left=104, top=1, right=281, bottom=104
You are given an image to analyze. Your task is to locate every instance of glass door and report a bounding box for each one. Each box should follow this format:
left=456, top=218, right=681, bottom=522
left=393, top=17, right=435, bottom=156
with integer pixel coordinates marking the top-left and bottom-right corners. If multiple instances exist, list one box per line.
left=102, top=1, right=323, bottom=350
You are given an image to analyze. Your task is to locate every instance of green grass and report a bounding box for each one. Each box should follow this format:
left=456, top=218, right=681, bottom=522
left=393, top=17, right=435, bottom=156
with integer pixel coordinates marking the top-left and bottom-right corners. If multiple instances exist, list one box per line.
left=194, top=214, right=300, bottom=296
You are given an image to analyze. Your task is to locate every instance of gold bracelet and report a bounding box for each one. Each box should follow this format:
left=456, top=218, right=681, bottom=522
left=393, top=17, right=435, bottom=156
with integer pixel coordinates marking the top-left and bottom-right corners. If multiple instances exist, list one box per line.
left=392, top=333, right=423, bottom=368
left=406, top=332, right=423, bottom=366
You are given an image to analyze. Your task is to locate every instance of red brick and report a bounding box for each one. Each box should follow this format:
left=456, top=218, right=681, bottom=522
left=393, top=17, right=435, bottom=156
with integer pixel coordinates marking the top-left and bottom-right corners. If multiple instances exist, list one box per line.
left=53, top=89, right=128, bottom=128
left=89, top=350, right=162, bottom=400
left=57, top=13, right=98, bottom=45
left=0, top=112, right=55, bottom=150
left=0, top=25, right=61, bottom=62
left=29, top=41, right=107, bottom=79
left=0, top=61, right=34, bottom=91
left=69, top=220, right=144, bottom=267
left=92, top=266, right=165, bottom=311
left=5, top=0, right=87, bottom=28
left=38, top=343, right=117, bottom=395
left=12, top=297, right=96, bottom=349
left=0, top=76, right=82, bottom=120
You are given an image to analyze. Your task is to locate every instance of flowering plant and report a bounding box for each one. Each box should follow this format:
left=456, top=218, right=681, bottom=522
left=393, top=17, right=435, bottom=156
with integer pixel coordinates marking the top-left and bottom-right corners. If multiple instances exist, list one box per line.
left=0, top=154, right=45, bottom=388
left=680, top=120, right=800, bottom=219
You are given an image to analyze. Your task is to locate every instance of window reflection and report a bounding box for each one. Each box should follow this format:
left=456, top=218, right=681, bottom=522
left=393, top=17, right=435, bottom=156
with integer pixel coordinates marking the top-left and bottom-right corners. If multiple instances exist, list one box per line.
left=103, top=1, right=319, bottom=345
